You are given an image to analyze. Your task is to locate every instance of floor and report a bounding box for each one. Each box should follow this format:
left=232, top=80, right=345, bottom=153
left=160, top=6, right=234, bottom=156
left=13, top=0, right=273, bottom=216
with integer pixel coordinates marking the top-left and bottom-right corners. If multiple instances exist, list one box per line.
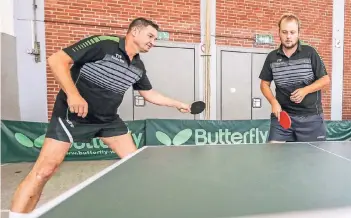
left=1, top=160, right=117, bottom=218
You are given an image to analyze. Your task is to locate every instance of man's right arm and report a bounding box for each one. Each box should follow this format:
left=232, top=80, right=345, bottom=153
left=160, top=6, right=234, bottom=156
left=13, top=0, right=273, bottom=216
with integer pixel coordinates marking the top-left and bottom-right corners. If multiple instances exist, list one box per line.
left=260, top=80, right=278, bottom=105
left=48, top=50, right=89, bottom=118
left=259, top=55, right=281, bottom=119
left=47, top=36, right=109, bottom=117
left=259, top=55, right=276, bottom=103
left=47, top=50, right=80, bottom=97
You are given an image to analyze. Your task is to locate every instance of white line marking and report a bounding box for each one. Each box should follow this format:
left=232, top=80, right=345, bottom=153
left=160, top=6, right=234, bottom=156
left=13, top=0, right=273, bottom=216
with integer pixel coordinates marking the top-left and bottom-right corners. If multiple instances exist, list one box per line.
left=308, top=143, right=351, bottom=162
left=27, top=146, right=149, bottom=218
left=217, top=206, right=351, bottom=218
left=1, top=164, right=9, bottom=166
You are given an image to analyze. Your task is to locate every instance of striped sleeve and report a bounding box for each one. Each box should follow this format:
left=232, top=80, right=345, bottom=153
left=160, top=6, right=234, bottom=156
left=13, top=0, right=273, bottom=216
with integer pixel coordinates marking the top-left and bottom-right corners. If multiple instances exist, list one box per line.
left=62, top=35, right=119, bottom=64
left=133, top=71, right=153, bottom=90
left=259, top=54, right=273, bottom=82
left=310, top=47, right=328, bottom=79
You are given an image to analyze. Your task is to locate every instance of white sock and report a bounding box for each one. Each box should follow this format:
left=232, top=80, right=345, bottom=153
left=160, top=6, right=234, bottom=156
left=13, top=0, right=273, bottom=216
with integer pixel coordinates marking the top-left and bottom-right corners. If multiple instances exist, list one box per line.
left=9, top=211, right=27, bottom=218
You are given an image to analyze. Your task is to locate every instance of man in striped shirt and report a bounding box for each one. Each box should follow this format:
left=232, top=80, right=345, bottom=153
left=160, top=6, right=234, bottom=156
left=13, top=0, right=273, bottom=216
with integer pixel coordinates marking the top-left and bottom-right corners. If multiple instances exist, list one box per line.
left=10, top=18, right=191, bottom=217
left=259, top=13, right=330, bottom=143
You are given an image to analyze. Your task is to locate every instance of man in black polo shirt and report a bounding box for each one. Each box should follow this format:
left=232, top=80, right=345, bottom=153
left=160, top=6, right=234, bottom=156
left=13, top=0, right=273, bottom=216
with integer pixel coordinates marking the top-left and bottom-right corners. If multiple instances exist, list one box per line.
left=259, top=13, right=330, bottom=143
left=10, top=18, right=192, bottom=217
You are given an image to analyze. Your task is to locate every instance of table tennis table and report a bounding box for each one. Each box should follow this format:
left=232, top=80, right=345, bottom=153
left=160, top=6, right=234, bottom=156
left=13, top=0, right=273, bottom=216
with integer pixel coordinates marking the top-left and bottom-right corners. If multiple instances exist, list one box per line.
left=28, top=141, right=351, bottom=218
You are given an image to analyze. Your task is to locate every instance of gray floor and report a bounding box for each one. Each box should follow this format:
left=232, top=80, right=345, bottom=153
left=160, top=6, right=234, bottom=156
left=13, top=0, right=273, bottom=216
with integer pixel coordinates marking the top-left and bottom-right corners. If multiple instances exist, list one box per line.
left=1, top=160, right=117, bottom=218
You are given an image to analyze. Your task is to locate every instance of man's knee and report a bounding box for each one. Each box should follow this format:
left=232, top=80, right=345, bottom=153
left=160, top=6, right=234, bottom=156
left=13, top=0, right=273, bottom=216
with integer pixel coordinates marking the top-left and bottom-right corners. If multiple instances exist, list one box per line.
left=32, top=161, right=60, bottom=182
left=28, top=138, right=70, bottom=182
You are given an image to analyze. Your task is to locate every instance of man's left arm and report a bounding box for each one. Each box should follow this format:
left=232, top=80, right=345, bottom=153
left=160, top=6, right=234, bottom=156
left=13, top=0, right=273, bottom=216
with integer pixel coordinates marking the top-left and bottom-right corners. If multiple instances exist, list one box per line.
left=306, top=47, right=330, bottom=93
left=133, top=71, right=190, bottom=113
left=302, top=75, right=330, bottom=94
left=138, top=89, right=190, bottom=112
left=291, top=48, right=330, bottom=103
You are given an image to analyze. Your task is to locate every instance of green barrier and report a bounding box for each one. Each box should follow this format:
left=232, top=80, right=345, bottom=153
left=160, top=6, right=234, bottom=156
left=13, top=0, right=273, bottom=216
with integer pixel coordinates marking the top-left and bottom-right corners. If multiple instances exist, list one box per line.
left=1, top=120, right=145, bottom=163
left=1, top=119, right=351, bottom=163
left=146, top=119, right=351, bottom=145
left=146, top=119, right=271, bottom=146
left=325, top=120, right=351, bottom=141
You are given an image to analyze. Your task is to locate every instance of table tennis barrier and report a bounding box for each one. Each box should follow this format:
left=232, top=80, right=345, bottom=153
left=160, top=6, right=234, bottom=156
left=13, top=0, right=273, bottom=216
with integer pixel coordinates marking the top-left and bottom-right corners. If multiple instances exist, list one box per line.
left=1, top=119, right=351, bottom=163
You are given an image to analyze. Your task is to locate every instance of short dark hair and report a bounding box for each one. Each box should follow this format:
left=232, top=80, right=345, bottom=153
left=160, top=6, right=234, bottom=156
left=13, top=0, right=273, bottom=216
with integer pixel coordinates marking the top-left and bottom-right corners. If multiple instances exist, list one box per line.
left=127, top=18, right=159, bottom=33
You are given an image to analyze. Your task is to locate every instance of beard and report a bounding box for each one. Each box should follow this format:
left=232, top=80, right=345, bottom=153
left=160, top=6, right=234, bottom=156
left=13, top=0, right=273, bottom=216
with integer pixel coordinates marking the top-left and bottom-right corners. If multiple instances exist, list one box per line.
left=282, top=40, right=298, bottom=49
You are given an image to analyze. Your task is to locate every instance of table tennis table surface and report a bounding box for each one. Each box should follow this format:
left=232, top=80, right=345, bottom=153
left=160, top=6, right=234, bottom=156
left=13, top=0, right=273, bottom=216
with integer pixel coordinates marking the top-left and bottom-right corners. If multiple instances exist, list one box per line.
left=28, top=141, right=351, bottom=218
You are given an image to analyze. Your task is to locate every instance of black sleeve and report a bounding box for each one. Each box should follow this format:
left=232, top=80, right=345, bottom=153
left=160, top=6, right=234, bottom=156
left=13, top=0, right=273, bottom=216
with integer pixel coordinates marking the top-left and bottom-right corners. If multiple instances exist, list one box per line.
left=259, top=55, right=273, bottom=81
left=62, top=35, right=115, bottom=65
left=310, top=47, right=328, bottom=79
left=133, top=71, right=153, bottom=90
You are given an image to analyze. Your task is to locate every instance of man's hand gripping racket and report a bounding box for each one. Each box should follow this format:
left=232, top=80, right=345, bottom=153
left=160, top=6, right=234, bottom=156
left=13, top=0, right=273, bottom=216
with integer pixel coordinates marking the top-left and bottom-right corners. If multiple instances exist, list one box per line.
left=272, top=100, right=291, bottom=129
left=178, top=101, right=206, bottom=115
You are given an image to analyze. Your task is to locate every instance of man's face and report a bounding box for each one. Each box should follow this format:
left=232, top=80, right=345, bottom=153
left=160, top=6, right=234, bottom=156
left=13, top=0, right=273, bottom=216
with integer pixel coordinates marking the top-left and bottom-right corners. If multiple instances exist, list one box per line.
left=133, top=25, right=158, bottom=53
left=279, top=19, right=299, bottom=49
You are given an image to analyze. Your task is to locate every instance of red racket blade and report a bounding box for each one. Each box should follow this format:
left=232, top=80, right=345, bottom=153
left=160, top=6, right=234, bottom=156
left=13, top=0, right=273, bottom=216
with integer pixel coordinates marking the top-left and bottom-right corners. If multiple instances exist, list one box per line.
left=279, top=111, right=291, bottom=129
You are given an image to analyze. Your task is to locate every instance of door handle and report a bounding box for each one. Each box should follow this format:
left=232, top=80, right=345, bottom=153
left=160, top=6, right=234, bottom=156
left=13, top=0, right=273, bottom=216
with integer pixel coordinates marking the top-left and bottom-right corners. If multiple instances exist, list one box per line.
left=134, top=95, right=145, bottom=107
left=252, top=98, right=261, bottom=108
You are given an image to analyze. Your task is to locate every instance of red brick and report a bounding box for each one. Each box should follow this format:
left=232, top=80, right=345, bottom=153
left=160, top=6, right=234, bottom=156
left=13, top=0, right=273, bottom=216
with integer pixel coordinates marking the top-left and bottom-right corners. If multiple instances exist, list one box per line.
left=44, top=0, right=200, bottom=119
left=343, top=0, right=351, bottom=119
left=45, top=0, right=350, bottom=120
left=216, top=0, right=348, bottom=120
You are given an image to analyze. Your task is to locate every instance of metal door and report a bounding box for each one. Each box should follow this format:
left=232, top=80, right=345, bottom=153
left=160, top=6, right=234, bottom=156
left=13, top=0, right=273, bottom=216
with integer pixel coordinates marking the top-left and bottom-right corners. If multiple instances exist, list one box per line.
left=220, top=51, right=252, bottom=120
left=134, top=45, right=197, bottom=120
left=251, top=53, right=276, bottom=119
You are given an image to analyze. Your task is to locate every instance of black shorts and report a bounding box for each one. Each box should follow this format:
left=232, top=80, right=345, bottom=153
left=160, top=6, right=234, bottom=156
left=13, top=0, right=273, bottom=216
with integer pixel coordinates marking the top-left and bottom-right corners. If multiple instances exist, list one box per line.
left=268, top=113, right=327, bottom=142
left=45, top=116, right=130, bottom=143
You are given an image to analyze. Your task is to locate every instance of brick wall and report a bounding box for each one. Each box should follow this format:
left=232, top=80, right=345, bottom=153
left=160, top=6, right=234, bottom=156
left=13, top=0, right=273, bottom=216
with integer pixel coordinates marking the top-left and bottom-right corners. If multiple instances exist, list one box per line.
left=216, top=0, right=334, bottom=119
left=45, top=0, right=350, bottom=120
left=343, top=0, right=351, bottom=119
left=44, top=0, right=200, bottom=119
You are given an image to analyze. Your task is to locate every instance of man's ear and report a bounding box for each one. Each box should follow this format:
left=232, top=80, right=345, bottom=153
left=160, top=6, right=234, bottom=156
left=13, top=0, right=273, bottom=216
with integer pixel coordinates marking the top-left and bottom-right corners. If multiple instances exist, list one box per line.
left=131, top=26, right=140, bottom=37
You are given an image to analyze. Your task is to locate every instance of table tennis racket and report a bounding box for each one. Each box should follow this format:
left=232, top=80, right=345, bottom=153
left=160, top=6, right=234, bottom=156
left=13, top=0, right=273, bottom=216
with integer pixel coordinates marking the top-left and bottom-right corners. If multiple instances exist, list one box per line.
left=279, top=111, right=291, bottom=129
left=190, top=101, right=206, bottom=114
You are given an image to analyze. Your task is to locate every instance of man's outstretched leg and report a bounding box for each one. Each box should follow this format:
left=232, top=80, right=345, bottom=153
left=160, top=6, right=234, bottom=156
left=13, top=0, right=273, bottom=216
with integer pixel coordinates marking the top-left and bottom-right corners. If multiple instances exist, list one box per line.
left=10, top=138, right=71, bottom=216
left=100, top=132, right=137, bottom=159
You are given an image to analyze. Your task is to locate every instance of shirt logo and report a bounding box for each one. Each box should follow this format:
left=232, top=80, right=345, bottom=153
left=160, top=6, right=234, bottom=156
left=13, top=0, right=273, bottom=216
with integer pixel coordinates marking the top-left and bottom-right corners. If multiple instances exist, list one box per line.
left=111, top=54, right=125, bottom=63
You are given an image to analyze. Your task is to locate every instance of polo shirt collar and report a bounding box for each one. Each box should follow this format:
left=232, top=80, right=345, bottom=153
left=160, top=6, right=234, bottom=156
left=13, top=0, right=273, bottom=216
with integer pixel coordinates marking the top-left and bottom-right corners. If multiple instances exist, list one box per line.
left=119, top=37, right=140, bottom=61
